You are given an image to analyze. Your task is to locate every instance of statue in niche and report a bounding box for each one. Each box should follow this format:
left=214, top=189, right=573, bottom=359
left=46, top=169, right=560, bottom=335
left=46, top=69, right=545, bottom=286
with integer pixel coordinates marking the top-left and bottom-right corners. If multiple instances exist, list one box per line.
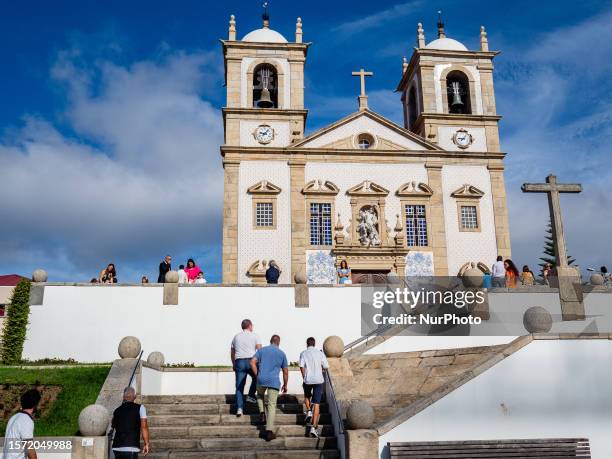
left=357, top=206, right=381, bottom=246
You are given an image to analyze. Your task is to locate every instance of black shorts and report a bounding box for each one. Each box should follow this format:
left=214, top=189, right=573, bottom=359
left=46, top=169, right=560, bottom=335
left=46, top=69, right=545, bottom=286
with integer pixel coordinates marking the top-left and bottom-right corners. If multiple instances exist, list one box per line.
left=303, top=383, right=324, bottom=404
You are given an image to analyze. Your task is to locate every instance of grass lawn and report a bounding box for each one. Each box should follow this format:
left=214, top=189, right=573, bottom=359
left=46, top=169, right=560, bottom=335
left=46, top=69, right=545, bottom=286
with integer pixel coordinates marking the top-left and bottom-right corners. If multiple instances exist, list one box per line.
left=0, top=365, right=110, bottom=436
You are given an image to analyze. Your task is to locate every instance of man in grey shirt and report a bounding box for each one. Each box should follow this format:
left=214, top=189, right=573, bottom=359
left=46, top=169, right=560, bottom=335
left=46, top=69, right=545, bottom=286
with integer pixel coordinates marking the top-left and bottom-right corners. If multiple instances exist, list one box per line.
left=231, top=319, right=262, bottom=416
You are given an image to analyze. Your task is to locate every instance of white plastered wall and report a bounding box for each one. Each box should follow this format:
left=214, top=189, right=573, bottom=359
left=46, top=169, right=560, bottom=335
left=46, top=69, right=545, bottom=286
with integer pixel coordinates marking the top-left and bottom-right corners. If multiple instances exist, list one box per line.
left=442, top=165, right=497, bottom=275
left=238, top=160, right=291, bottom=283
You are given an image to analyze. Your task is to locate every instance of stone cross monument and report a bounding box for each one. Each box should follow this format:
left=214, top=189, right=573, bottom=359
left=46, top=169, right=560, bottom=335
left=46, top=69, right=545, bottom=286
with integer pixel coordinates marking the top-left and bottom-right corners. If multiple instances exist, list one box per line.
left=521, top=174, right=584, bottom=320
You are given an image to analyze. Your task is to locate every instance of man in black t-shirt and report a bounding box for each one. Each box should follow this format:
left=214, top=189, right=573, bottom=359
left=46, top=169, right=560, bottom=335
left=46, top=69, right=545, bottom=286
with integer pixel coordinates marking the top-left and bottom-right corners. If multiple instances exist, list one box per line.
left=111, top=387, right=150, bottom=457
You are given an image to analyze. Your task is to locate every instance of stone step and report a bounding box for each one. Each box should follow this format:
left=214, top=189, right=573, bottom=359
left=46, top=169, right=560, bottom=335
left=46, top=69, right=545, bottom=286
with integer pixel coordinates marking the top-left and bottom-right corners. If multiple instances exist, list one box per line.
left=149, top=436, right=337, bottom=451
left=147, top=402, right=329, bottom=415
left=146, top=449, right=339, bottom=458
left=148, top=413, right=332, bottom=427
left=149, top=424, right=335, bottom=439
left=141, top=394, right=324, bottom=405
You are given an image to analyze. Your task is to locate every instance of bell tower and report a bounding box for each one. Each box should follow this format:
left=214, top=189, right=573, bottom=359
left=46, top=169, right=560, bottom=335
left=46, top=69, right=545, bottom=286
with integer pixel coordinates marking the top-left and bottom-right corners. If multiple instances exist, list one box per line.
left=397, top=16, right=501, bottom=153
left=220, top=11, right=309, bottom=148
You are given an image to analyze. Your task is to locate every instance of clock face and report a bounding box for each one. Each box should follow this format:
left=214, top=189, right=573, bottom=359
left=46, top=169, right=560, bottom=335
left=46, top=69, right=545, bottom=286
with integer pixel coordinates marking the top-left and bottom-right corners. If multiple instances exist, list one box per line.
left=255, top=125, right=274, bottom=144
left=453, top=129, right=472, bottom=148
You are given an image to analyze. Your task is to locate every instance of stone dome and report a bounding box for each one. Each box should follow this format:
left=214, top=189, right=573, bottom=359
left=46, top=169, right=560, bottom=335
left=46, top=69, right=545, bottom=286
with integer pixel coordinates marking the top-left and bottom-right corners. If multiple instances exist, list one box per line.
left=426, top=37, right=468, bottom=51
left=243, top=27, right=287, bottom=43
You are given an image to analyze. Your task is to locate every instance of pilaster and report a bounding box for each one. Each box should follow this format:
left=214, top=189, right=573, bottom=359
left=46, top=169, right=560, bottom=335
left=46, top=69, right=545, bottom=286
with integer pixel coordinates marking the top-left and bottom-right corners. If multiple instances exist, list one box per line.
left=488, top=163, right=511, bottom=259
left=289, top=157, right=306, bottom=280
left=222, top=160, right=240, bottom=283
left=426, top=162, right=448, bottom=275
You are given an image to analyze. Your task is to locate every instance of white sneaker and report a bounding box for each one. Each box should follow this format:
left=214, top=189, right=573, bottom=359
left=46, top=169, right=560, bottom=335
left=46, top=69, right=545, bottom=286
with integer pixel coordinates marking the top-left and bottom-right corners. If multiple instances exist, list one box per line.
left=236, top=408, right=243, bottom=417
left=246, top=395, right=257, bottom=404
left=304, top=410, right=312, bottom=424
left=309, top=426, right=319, bottom=438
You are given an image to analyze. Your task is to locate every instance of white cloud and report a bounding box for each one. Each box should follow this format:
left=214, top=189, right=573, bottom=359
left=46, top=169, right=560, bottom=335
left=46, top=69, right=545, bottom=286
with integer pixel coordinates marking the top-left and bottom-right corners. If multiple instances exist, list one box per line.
left=0, top=49, right=224, bottom=281
left=332, top=1, right=422, bottom=36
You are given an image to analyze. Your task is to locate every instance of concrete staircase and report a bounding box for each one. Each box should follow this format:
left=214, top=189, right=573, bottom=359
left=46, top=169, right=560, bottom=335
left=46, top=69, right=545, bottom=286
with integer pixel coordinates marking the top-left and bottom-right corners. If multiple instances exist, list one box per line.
left=140, top=394, right=339, bottom=458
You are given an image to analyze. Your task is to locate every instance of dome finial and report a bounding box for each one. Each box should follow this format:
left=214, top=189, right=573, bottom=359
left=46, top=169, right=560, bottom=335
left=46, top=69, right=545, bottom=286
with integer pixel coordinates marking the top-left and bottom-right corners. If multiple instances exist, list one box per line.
left=480, top=25, right=489, bottom=51
left=228, top=14, right=236, bottom=41
left=437, top=10, right=446, bottom=38
left=417, top=22, right=425, bottom=48
left=262, top=1, right=270, bottom=28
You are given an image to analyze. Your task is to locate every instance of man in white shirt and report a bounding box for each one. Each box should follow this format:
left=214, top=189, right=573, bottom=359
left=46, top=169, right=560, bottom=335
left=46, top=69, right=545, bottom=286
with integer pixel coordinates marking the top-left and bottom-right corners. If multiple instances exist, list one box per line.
left=491, top=255, right=506, bottom=288
left=299, top=337, right=329, bottom=438
left=177, top=265, right=188, bottom=284
left=3, top=389, right=40, bottom=459
left=231, top=319, right=262, bottom=416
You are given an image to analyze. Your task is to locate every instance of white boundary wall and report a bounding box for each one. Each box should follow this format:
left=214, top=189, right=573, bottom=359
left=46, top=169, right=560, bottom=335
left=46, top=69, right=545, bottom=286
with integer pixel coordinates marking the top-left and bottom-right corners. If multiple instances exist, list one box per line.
left=378, top=340, right=612, bottom=459
left=22, top=285, right=612, bottom=365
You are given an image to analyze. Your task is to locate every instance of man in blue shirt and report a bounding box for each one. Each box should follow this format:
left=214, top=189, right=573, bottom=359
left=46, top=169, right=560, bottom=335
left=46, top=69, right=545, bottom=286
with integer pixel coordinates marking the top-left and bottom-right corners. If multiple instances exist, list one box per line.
left=250, top=334, right=288, bottom=441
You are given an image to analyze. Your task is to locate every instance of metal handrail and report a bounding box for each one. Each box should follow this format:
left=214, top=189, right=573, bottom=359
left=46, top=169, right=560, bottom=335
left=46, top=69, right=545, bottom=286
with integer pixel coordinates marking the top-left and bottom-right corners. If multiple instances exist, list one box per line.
left=343, top=323, right=394, bottom=354
left=128, top=350, right=144, bottom=388
left=324, top=368, right=344, bottom=436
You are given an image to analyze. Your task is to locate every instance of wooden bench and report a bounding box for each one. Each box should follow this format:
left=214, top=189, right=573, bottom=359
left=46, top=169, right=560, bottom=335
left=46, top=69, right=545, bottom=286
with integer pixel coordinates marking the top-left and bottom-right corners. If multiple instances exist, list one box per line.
left=388, top=438, right=591, bottom=458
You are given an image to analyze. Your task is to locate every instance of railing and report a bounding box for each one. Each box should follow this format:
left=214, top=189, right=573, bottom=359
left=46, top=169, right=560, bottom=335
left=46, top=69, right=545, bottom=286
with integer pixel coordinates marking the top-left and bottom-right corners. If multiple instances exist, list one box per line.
left=324, top=368, right=346, bottom=459
left=128, top=350, right=144, bottom=388
left=343, top=323, right=395, bottom=355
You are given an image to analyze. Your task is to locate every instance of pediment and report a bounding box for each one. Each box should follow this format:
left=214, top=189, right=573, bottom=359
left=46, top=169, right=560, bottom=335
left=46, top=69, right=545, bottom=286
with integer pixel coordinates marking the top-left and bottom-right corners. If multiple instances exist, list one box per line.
left=346, top=180, right=389, bottom=196
left=292, top=109, right=441, bottom=151
left=247, top=180, right=282, bottom=195
left=302, top=179, right=340, bottom=195
left=396, top=181, right=434, bottom=197
left=451, top=184, right=485, bottom=198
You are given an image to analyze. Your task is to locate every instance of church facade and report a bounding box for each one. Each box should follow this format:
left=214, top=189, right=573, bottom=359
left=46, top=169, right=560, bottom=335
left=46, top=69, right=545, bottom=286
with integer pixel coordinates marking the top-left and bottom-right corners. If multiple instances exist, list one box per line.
left=220, top=13, right=511, bottom=284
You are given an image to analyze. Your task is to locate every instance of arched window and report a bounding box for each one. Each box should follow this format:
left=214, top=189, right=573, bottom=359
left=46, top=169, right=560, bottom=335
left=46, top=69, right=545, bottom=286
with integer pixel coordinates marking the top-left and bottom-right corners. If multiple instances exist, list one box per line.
left=446, top=70, right=471, bottom=114
left=408, top=86, right=418, bottom=129
left=253, top=64, right=278, bottom=108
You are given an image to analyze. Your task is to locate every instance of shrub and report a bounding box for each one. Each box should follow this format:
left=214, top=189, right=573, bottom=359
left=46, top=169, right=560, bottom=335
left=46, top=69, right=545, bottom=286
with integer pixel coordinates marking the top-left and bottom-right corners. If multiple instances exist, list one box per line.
left=1, top=279, right=31, bottom=365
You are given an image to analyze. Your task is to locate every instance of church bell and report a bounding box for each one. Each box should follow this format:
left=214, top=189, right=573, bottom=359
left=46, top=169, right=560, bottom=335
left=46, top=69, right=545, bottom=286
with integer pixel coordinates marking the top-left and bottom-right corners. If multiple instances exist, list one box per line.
left=256, top=88, right=274, bottom=108
left=450, top=81, right=464, bottom=108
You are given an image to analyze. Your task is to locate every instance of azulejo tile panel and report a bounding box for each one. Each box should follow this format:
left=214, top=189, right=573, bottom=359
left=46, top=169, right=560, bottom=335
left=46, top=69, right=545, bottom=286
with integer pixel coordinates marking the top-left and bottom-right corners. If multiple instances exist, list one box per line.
left=307, top=250, right=337, bottom=284
left=405, top=251, right=435, bottom=276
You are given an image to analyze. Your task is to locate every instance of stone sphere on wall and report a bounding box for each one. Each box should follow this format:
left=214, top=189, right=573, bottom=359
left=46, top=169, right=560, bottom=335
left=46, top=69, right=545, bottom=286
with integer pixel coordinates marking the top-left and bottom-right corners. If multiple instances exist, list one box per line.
left=346, top=400, right=375, bottom=429
left=590, top=274, right=604, bottom=286
left=147, top=351, right=165, bottom=367
left=165, top=271, right=179, bottom=283
left=523, top=306, right=553, bottom=333
left=323, top=336, right=344, bottom=358
left=118, top=336, right=142, bottom=359
left=462, top=267, right=484, bottom=288
left=32, top=269, right=48, bottom=283
left=78, top=404, right=109, bottom=436
left=294, top=271, right=307, bottom=284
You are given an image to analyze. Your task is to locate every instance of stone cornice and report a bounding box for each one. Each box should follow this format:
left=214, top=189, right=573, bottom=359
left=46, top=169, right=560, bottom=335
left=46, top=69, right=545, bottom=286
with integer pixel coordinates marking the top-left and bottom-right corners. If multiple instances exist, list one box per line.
left=219, top=145, right=507, bottom=161
left=220, top=39, right=311, bottom=53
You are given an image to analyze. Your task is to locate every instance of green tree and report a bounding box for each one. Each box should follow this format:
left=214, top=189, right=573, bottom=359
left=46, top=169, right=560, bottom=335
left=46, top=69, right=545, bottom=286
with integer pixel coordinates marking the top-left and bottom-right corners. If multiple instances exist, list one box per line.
left=1, top=279, right=31, bottom=364
left=538, top=218, right=575, bottom=274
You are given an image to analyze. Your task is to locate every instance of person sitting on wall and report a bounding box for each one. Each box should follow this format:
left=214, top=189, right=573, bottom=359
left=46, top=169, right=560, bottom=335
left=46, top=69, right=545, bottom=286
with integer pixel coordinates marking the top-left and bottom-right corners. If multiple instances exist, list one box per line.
left=265, top=260, right=281, bottom=284
left=521, top=265, right=535, bottom=286
left=99, top=263, right=118, bottom=284
left=337, top=260, right=352, bottom=285
left=141, top=276, right=149, bottom=284
left=194, top=272, right=207, bottom=284
left=184, top=258, right=202, bottom=283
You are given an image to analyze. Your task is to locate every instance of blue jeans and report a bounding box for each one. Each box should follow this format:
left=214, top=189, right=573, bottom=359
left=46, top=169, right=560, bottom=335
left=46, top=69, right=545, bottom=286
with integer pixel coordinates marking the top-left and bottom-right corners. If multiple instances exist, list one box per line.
left=234, top=358, right=257, bottom=410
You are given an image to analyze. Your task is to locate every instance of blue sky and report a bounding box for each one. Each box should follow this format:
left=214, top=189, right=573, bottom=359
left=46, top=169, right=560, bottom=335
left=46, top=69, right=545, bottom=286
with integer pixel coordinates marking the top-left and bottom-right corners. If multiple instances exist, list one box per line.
left=1, top=0, right=611, bottom=282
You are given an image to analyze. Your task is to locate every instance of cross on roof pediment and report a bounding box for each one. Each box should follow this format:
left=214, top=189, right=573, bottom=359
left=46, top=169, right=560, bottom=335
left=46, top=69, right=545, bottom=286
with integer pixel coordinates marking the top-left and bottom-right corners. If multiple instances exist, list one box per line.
left=247, top=180, right=282, bottom=195
left=302, top=179, right=340, bottom=195
left=396, top=181, right=434, bottom=197
left=347, top=180, right=389, bottom=196
left=451, top=184, right=485, bottom=198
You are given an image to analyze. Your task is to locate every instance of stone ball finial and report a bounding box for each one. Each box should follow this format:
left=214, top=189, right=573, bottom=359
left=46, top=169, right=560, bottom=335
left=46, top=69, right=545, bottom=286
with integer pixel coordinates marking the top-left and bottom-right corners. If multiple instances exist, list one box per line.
left=323, top=336, right=344, bottom=358
left=590, top=274, right=605, bottom=286
left=32, top=269, right=48, bottom=283
left=462, top=265, right=484, bottom=288
left=523, top=306, right=553, bottom=333
left=118, top=336, right=142, bottom=359
left=147, top=351, right=165, bottom=367
left=165, top=270, right=179, bottom=283
left=78, top=404, right=110, bottom=436
left=346, top=400, right=375, bottom=430
left=294, top=271, right=307, bottom=284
